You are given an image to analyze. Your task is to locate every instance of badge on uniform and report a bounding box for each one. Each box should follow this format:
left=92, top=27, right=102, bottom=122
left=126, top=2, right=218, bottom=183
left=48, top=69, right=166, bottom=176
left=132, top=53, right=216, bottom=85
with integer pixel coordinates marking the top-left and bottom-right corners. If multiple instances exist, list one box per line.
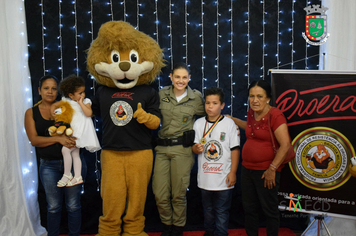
left=182, top=115, right=189, bottom=125
left=162, top=97, right=170, bottom=103
left=220, top=132, right=226, bottom=142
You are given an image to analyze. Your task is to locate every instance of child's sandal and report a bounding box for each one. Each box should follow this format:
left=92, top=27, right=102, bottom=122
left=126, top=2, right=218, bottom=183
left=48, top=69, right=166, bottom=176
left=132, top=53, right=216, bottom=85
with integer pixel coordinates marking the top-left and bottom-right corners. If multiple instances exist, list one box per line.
left=66, top=176, right=83, bottom=187
left=57, top=173, right=73, bottom=187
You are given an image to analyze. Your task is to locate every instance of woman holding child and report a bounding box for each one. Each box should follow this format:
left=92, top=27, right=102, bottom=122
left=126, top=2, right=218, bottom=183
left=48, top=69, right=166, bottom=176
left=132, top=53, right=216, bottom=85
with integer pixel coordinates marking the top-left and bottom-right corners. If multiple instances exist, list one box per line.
left=228, top=80, right=291, bottom=236
left=24, top=75, right=82, bottom=236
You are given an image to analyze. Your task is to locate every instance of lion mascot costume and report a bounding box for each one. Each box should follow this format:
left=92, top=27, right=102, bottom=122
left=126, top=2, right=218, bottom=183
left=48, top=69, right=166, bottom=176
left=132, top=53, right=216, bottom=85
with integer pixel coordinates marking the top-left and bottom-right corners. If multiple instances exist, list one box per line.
left=87, top=21, right=165, bottom=236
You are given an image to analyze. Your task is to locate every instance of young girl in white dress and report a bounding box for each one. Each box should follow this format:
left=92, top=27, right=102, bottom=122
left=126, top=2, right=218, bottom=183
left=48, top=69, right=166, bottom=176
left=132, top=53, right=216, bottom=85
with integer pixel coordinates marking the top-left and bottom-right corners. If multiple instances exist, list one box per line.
left=54, top=75, right=101, bottom=187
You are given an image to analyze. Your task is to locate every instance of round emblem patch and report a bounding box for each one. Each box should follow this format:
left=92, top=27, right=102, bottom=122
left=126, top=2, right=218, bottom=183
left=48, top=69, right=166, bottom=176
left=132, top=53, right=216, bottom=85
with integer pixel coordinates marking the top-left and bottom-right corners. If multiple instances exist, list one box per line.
left=110, top=101, right=133, bottom=126
left=204, top=140, right=223, bottom=162
left=290, top=127, right=354, bottom=191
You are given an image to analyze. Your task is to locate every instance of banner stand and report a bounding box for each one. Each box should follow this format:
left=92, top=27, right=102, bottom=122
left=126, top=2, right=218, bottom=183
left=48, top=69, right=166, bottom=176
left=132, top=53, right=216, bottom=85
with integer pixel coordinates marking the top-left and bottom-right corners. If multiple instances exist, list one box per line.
left=301, top=214, right=331, bottom=236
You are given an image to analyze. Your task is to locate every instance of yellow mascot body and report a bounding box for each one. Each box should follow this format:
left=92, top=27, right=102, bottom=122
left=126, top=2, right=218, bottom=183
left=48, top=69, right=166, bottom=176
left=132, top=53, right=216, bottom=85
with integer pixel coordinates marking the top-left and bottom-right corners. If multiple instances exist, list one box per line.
left=87, top=21, right=165, bottom=236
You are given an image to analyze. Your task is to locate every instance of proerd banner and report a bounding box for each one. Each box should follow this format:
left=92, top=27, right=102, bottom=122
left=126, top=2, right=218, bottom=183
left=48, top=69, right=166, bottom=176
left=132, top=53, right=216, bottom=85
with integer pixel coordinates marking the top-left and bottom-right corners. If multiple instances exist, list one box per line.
left=271, top=70, right=356, bottom=219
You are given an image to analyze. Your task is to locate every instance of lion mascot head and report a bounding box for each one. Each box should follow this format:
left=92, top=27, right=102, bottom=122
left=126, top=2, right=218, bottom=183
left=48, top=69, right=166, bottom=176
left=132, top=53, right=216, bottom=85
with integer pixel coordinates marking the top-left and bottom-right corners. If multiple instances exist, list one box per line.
left=87, top=21, right=165, bottom=89
left=313, top=143, right=330, bottom=163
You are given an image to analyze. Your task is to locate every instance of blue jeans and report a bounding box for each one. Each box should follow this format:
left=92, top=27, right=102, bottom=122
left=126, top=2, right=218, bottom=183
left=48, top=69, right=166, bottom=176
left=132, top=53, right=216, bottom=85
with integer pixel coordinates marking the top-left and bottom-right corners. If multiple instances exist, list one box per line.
left=201, top=189, right=233, bottom=236
left=39, top=159, right=83, bottom=236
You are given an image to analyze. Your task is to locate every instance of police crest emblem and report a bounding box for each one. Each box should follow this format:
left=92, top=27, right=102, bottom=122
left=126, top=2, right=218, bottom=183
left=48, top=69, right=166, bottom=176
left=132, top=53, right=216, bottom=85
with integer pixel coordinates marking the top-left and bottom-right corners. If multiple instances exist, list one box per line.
left=302, top=4, right=329, bottom=46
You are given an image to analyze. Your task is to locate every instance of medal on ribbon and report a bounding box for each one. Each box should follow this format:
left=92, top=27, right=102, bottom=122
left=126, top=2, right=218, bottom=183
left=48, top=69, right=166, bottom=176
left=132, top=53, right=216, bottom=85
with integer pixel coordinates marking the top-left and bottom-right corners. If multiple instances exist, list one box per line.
left=201, top=115, right=222, bottom=144
left=200, top=138, right=207, bottom=144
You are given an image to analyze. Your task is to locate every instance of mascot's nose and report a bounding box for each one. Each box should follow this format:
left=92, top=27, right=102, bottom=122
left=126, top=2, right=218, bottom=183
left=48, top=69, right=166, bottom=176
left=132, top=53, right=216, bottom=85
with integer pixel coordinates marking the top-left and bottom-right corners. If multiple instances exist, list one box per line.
left=119, top=62, right=131, bottom=72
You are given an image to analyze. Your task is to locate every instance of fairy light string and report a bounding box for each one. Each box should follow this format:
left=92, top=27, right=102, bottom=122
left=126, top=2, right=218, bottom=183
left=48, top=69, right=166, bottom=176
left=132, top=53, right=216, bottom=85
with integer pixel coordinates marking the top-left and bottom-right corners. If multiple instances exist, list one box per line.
left=110, top=0, right=113, bottom=21
left=277, top=0, right=280, bottom=69
left=58, top=0, right=63, bottom=79
left=216, top=0, right=220, bottom=87
left=261, top=0, right=265, bottom=79
left=123, top=0, right=127, bottom=22
left=201, top=0, right=205, bottom=91
left=73, top=0, right=79, bottom=75
left=229, top=0, right=234, bottom=115
left=305, top=0, right=311, bottom=69
left=40, top=0, right=46, bottom=75
left=245, top=0, right=251, bottom=114
left=247, top=0, right=250, bottom=85
left=184, top=0, right=188, bottom=64
left=291, top=0, right=295, bottom=69
left=154, top=0, right=161, bottom=88
left=137, top=0, right=140, bottom=29
left=169, top=0, right=173, bottom=68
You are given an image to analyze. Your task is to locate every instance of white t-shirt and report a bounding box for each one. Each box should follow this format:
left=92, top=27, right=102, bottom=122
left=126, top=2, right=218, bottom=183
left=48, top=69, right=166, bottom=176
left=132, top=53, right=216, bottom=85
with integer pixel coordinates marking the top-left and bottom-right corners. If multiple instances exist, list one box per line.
left=193, top=116, right=240, bottom=191
left=176, top=89, right=187, bottom=102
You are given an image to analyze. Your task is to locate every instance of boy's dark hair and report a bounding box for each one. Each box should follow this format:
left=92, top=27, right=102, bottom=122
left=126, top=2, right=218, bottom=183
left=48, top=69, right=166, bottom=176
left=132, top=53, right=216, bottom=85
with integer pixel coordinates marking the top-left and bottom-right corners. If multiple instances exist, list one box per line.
left=204, top=87, right=225, bottom=104
left=248, top=79, right=272, bottom=98
left=59, top=74, right=85, bottom=98
left=172, top=62, right=190, bottom=75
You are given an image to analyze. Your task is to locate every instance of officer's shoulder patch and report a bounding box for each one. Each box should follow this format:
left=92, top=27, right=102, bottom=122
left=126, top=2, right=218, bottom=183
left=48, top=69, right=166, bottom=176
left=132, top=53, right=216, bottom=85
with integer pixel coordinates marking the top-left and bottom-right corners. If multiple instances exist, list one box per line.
left=162, top=97, right=170, bottom=103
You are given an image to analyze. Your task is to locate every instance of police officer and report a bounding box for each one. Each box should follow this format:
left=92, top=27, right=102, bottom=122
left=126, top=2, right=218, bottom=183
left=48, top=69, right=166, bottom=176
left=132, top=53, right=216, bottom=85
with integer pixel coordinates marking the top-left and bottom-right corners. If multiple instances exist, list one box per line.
left=152, top=62, right=205, bottom=236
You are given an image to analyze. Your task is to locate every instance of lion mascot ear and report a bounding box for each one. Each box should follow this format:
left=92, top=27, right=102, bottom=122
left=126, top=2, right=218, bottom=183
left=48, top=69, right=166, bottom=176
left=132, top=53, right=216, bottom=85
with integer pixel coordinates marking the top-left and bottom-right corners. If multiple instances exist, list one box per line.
left=87, top=20, right=165, bottom=89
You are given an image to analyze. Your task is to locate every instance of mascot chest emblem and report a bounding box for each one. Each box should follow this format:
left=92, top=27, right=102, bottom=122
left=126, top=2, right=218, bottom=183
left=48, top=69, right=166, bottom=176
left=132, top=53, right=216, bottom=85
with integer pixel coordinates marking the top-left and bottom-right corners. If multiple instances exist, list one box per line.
left=110, top=101, right=133, bottom=126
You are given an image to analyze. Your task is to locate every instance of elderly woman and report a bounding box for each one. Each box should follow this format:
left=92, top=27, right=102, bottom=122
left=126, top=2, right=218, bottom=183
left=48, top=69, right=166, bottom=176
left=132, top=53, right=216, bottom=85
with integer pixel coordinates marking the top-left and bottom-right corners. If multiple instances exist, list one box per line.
left=227, top=80, right=291, bottom=236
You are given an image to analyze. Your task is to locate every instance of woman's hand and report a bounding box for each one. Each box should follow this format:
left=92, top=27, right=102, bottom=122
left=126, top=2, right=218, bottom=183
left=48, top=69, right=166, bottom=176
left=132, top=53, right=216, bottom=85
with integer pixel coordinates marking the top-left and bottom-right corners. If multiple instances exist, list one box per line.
left=58, top=135, right=76, bottom=149
left=261, top=167, right=276, bottom=189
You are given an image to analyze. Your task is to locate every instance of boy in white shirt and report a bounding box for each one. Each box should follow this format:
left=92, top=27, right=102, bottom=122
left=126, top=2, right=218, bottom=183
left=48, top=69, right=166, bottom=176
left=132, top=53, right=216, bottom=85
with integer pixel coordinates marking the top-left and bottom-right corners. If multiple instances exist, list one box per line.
left=192, top=87, right=240, bottom=236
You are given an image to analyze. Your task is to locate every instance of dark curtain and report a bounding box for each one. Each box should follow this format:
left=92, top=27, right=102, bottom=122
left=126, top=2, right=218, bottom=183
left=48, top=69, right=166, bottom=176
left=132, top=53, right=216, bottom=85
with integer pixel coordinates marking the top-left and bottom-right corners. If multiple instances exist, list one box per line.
left=25, top=0, right=317, bottom=233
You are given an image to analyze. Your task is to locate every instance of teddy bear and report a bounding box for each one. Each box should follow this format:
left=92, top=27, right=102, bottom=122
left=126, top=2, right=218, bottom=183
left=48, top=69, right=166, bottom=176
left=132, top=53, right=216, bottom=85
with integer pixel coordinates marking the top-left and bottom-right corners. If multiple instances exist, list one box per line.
left=87, top=21, right=165, bottom=236
left=48, top=100, right=74, bottom=137
left=348, top=156, right=356, bottom=177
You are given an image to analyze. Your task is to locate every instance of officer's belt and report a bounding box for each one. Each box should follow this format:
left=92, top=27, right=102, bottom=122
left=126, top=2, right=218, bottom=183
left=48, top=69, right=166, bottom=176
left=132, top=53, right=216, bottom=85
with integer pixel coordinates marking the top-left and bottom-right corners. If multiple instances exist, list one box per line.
left=157, top=136, right=183, bottom=146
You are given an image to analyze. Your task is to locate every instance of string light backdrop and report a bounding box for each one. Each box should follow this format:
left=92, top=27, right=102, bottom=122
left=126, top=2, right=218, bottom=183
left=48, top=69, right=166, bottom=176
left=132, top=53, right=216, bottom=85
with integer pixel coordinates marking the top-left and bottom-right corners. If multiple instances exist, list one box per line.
left=25, top=0, right=321, bottom=233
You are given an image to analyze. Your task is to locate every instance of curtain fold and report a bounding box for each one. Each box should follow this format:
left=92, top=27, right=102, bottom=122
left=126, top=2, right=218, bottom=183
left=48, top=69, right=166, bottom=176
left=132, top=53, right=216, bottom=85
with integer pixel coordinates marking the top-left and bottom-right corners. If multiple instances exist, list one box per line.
left=0, top=0, right=46, bottom=235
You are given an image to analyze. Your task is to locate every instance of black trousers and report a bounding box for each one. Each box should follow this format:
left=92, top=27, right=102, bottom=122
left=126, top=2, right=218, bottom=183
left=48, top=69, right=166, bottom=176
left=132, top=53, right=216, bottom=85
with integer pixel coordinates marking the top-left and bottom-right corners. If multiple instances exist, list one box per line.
left=241, top=166, right=281, bottom=236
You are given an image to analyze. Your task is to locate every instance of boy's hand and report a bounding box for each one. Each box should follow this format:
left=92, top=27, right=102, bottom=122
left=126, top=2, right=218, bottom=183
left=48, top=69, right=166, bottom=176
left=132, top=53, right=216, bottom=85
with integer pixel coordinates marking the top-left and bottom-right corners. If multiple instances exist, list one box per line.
left=192, top=143, right=204, bottom=154
left=226, top=172, right=236, bottom=187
